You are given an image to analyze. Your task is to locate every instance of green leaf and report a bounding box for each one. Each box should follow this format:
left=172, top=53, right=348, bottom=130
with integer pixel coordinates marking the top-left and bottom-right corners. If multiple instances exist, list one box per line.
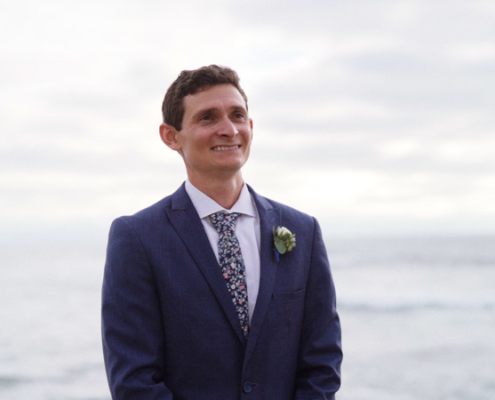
left=274, top=237, right=287, bottom=254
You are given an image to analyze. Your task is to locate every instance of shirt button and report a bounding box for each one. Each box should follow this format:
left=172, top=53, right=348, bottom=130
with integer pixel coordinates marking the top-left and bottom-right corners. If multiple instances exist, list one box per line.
left=243, top=381, right=253, bottom=393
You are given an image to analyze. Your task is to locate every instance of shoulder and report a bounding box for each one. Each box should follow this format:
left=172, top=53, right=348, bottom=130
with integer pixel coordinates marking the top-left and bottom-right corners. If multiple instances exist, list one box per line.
left=248, top=185, right=313, bottom=219
left=110, top=184, right=187, bottom=232
left=118, top=194, right=171, bottom=225
left=248, top=185, right=318, bottom=235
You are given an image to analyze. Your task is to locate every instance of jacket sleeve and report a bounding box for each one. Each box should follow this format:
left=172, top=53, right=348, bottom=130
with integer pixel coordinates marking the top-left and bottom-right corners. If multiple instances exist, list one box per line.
left=101, top=217, right=174, bottom=399
left=293, top=218, right=342, bottom=399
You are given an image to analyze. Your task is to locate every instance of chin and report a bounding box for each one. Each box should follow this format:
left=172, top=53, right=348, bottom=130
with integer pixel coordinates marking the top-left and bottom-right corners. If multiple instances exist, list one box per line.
left=213, top=161, right=246, bottom=175
left=217, top=157, right=248, bottom=169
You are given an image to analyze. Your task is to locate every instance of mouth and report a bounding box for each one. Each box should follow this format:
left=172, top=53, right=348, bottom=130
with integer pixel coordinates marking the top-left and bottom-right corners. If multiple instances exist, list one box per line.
left=211, top=145, right=241, bottom=151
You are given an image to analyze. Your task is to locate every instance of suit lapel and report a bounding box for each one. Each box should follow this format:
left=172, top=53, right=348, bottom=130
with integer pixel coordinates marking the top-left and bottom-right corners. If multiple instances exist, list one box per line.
left=164, top=184, right=281, bottom=350
left=165, top=184, right=246, bottom=344
left=245, top=186, right=280, bottom=360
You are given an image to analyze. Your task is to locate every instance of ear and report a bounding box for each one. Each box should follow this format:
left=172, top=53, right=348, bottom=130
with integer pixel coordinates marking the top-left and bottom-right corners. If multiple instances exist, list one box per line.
left=159, top=123, right=182, bottom=152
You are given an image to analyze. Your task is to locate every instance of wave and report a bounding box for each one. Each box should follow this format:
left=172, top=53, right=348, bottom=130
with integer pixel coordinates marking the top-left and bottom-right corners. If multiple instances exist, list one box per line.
left=0, top=375, right=28, bottom=388
left=338, top=300, right=495, bottom=313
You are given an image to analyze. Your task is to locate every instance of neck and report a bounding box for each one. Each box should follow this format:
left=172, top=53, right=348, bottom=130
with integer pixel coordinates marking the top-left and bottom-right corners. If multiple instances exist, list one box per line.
left=188, top=173, right=245, bottom=209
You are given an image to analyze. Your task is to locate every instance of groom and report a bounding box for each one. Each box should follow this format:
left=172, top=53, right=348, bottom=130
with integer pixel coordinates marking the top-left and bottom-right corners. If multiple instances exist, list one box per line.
left=102, top=65, right=342, bottom=399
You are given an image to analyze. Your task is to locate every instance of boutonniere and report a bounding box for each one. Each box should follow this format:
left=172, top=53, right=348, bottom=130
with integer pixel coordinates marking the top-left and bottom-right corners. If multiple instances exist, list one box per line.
left=273, top=226, right=296, bottom=262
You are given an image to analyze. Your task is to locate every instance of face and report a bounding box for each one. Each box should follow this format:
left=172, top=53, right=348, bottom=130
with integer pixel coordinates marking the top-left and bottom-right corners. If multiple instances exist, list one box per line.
left=161, top=84, right=253, bottom=183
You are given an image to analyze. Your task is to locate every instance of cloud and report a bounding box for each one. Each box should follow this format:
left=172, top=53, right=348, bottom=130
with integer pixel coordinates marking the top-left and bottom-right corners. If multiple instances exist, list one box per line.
left=1, top=0, right=494, bottom=237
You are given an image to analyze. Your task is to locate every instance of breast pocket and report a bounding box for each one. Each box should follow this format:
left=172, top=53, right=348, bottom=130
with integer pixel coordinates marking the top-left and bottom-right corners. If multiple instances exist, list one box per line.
left=270, top=288, right=306, bottom=342
left=272, top=288, right=306, bottom=302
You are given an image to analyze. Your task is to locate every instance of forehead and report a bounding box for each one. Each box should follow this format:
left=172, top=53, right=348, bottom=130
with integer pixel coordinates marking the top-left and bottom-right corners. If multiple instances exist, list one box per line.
left=182, top=84, right=247, bottom=116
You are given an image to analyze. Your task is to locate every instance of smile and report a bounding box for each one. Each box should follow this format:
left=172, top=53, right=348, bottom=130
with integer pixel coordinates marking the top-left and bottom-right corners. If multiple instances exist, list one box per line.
left=211, top=145, right=241, bottom=151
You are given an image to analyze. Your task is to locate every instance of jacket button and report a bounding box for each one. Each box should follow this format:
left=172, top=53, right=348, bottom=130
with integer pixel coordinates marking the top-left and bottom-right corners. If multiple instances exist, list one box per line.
left=243, top=381, right=253, bottom=393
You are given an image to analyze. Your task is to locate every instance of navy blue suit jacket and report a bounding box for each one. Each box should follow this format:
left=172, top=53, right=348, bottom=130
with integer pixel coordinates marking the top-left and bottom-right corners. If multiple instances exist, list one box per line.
left=102, top=184, right=342, bottom=399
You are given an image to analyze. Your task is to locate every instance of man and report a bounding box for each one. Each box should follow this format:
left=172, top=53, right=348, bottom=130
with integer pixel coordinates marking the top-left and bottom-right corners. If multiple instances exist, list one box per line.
left=102, top=65, right=342, bottom=399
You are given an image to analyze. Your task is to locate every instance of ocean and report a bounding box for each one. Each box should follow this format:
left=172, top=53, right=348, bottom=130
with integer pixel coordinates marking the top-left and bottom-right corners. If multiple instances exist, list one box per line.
left=1, top=235, right=494, bottom=399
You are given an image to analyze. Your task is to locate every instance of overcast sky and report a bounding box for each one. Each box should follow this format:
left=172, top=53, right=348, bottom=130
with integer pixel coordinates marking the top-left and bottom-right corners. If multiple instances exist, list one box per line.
left=2, top=0, right=494, bottom=240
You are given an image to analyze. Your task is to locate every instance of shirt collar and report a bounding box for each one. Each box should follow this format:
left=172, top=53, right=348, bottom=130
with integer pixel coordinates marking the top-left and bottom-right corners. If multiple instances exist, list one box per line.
left=185, top=180, right=257, bottom=220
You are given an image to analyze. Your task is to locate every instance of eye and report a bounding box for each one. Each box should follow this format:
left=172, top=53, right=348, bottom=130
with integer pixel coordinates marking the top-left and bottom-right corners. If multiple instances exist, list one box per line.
left=200, top=114, right=211, bottom=121
left=232, top=111, right=246, bottom=120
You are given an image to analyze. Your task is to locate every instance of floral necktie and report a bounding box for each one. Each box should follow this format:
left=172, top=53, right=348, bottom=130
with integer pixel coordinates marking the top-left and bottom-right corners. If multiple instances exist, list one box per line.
left=209, top=212, right=249, bottom=338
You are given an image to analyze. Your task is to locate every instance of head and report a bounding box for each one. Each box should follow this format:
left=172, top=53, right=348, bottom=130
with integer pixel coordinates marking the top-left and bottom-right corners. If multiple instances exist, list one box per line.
left=159, top=66, right=253, bottom=187
left=162, top=65, right=248, bottom=131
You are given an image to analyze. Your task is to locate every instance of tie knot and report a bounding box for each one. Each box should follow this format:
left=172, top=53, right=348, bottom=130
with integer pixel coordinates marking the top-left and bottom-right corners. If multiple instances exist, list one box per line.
left=209, top=212, right=240, bottom=234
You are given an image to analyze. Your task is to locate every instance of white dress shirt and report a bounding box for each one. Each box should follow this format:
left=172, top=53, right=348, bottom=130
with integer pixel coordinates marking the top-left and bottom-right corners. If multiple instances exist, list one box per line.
left=185, top=180, right=261, bottom=323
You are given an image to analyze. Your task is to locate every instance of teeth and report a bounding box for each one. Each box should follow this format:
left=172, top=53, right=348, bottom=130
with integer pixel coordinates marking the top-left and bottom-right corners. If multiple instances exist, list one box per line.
left=213, top=145, right=239, bottom=151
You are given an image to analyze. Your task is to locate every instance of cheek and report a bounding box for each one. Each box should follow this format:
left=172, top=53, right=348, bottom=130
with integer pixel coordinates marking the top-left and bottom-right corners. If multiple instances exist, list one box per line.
left=183, top=136, right=206, bottom=152
left=245, top=132, right=253, bottom=147
left=192, top=131, right=212, bottom=147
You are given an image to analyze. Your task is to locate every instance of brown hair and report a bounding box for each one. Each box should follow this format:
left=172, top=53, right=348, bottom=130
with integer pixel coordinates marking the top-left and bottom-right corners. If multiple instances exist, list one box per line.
left=162, top=65, right=248, bottom=131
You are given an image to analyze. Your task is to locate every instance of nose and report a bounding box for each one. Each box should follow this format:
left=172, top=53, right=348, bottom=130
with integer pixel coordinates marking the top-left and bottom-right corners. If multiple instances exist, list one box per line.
left=217, top=117, right=238, bottom=137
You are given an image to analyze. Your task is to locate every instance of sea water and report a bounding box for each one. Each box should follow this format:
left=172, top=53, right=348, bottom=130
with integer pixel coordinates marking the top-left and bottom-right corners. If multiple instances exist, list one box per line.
left=329, top=236, right=495, bottom=400
left=1, top=235, right=494, bottom=399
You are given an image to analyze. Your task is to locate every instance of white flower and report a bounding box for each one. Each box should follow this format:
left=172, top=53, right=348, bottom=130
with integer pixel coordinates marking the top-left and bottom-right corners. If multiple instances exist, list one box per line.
left=273, top=226, right=296, bottom=256
left=276, top=226, right=291, bottom=237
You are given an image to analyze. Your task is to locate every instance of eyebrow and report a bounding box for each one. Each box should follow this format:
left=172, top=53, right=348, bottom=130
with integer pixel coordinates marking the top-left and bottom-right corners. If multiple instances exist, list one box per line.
left=230, top=106, right=247, bottom=114
left=192, top=107, right=216, bottom=118
left=191, top=105, right=247, bottom=120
